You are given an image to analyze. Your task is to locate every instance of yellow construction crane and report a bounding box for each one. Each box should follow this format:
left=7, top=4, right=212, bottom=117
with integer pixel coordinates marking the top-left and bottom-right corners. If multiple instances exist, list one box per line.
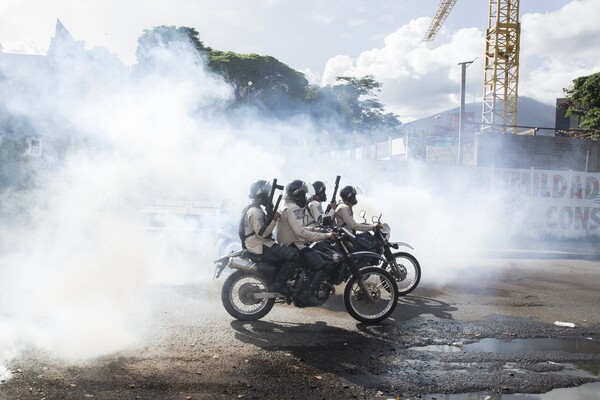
left=424, top=0, right=521, bottom=133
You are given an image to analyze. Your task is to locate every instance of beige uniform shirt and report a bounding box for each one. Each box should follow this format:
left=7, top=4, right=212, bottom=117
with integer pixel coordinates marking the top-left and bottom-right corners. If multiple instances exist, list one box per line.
left=244, top=206, right=276, bottom=254
left=276, top=200, right=331, bottom=249
left=304, top=199, right=334, bottom=227
left=334, top=203, right=375, bottom=232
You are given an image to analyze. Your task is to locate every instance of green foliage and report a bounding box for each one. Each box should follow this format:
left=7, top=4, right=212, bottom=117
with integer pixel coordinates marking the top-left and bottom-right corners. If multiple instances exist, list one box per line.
left=207, top=51, right=309, bottom=113
left=136, top=26, right=311, bottom=118
left=135, top=25, right=208, bottom=66
left=564, top=72, right=600, bottom=138
left=325, top=75, right=401, bottom=135
left=134, top=26, right=401, bottom=133
left=336, top=75, right=382, bottom=96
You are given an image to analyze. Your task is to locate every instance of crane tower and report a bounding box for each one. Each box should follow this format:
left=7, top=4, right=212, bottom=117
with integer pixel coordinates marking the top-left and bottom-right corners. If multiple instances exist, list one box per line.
left=424, top=0, right=521, bottom=133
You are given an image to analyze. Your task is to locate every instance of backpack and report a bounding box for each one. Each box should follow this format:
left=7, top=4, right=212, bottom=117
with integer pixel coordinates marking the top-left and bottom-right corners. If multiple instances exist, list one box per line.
left=238, top=205, right=259, bottom=249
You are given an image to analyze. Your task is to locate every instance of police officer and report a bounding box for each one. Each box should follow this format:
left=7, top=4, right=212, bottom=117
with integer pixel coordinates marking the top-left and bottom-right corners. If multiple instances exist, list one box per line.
left=305, top=180, right=336, bottom=229
left=240, top=180, right=297, bottom=291
left=276, top=180, right=336, bottom=302
left=334, top=185, right=378, bottom=233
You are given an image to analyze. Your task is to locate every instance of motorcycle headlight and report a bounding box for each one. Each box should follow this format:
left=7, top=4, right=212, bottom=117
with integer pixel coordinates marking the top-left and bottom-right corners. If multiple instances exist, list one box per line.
left=381, top=223, right=391, bottom=241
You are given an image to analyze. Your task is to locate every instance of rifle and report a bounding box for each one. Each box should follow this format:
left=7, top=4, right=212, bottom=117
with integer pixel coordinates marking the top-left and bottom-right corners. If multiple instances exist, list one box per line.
left=325, top=175, right=341, bottom=213
left=258, top=178, right=284, bottom=236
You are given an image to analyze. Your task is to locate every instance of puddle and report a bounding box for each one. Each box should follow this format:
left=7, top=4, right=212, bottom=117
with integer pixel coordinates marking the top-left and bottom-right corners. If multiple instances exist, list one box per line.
left=411, top=337, right=600, bottom=355
left=464, top=338, right=600, bottom=354
left=574, top=361, right=600, bottom=377
left=419, top=381, right=600, bottom=399
left=408, top=338, right=600, bottom=399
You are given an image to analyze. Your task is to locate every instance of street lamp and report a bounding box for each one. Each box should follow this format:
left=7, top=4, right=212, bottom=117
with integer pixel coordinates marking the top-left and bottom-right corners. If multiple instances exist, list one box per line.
left=247, top=81, right=253, bottom=106
left=457, top=58, right=476, bottom=165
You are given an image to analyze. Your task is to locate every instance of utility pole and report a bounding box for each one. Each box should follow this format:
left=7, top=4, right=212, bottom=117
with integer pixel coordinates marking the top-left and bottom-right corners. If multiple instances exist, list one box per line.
left=247, top=81, right=253, bottom=106
left=458, top=59, right=476, bottom=165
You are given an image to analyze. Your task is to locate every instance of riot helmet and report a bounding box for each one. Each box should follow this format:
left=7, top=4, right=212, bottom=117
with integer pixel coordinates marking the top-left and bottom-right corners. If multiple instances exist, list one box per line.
left=285, top=180, right=311, bottom=208
left=340, top=185, right=358, bottom=205
left=312, top=180, right=327, bottom=202
left=249, top=180, right=271, bottom=207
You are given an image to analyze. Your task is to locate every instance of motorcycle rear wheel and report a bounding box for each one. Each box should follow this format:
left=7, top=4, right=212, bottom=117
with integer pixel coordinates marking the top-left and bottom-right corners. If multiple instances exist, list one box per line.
left=344, top=266, right=398, bottom=324
left=221, top=270, right=275, bottom=321
left=387, top=252, right=421, bottom=296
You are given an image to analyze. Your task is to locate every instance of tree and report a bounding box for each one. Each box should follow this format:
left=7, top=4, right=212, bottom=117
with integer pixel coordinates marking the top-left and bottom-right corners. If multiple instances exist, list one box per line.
left=135, top=26, right=209, bottom=67
left=563, top=72, right=600, bottom=139
left=135, top=27, right=310, bottom=118
left=327, top=75, right=401, bottom=136
left=208, top=51, right=309, bottom=116
left=133, top=27, right=401, bottom=128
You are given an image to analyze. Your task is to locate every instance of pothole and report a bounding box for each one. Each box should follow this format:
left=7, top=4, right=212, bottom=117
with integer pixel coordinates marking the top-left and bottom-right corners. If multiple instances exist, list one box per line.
left=407, top=338, right=600, bottom=400
left=421, top=381, right=600, bottom=399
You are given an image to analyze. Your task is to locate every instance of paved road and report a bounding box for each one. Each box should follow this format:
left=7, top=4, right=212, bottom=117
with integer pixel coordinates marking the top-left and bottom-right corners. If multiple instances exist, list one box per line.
left=1, top=254, right=600, bottom=399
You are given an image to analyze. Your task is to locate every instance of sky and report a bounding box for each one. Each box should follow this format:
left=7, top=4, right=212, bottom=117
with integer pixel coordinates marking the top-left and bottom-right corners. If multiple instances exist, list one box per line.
left=1, top=0, right=599, bottom=121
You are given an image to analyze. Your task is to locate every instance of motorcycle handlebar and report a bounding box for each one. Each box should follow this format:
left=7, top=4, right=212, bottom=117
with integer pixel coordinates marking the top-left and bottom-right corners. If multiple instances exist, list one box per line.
left=372, top=213, right=382, bottom=225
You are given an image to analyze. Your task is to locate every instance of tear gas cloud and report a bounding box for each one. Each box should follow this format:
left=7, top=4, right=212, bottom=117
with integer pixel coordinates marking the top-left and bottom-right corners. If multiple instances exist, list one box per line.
left=0, top=36, right=285, bottom=376
left=0, top=33, right=537, bottom=377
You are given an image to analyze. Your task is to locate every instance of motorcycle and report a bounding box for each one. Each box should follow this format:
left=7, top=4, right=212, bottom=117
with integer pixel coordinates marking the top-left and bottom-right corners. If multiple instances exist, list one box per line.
left=349, top=211, right=421, bottom=296
left=213, top=227, right=399, bottom=324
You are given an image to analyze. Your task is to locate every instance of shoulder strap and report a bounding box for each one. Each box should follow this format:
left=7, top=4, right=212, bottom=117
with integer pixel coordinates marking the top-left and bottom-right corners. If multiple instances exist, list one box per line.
left=238, top=205, right=258, bottom=249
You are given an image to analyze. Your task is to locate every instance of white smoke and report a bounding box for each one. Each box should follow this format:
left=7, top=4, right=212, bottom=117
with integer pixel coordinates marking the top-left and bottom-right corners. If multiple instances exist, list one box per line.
left=317, top=160, right=515, bottom=287
left=0, top=32, right=285, bottom=377
left=0, top=25, right=555, bottom=381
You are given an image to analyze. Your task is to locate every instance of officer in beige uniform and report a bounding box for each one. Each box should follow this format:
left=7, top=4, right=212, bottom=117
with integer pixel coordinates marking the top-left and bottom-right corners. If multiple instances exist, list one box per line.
left=276, top=180, right=336, bottom=302
left=334, top=185, right=378, bottom=233
left=240, top=180, right=278, bottom=254
left=240, top=180, right=297, bottom=292
left=304, top=181, right=336, bottom=229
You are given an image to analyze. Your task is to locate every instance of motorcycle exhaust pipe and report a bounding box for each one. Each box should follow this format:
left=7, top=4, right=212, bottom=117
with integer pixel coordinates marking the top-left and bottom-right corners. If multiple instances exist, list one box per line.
left=227, top=257, right=258, bottom=272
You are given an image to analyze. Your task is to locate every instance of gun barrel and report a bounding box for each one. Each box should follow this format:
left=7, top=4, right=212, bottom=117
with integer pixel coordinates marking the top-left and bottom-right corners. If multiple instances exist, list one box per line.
left=332, top=175, right=341, bottom=198
left=258, top=179, right=282, bottom=236
left=326, top=175, right=341, bottom=213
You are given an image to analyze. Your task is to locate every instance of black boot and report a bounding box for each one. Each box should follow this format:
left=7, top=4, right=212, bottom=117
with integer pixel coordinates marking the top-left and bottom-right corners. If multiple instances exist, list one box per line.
left=272, top=261, right=295, bottom=296
left=305, top=269, right=332, bottom=306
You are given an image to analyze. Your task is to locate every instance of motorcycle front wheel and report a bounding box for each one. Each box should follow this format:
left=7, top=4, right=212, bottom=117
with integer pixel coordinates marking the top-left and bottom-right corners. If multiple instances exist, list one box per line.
left=344, top=266, right=398, bottom=324
left=221, top=270, right=275, bottom=321
left=387, top=252, right=421, bottom=296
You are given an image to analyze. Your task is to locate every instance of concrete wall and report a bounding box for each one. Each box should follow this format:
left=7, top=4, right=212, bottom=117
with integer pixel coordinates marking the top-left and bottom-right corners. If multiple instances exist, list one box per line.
left=475, top=133, right=600, bottom=172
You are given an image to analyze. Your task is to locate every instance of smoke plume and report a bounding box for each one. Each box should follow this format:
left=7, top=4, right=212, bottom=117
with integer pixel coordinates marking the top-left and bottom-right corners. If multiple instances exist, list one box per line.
left=0, top=26, right=573, bottom=380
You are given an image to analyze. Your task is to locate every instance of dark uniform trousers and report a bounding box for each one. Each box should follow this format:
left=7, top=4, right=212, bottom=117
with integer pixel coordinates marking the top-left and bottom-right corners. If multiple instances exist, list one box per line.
left=261, top=243, right=299, bottom=286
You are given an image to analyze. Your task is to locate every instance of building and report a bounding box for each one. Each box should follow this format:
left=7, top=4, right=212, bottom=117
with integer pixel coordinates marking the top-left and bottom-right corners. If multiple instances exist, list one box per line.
left=0, top=19, right=79, bottom=157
